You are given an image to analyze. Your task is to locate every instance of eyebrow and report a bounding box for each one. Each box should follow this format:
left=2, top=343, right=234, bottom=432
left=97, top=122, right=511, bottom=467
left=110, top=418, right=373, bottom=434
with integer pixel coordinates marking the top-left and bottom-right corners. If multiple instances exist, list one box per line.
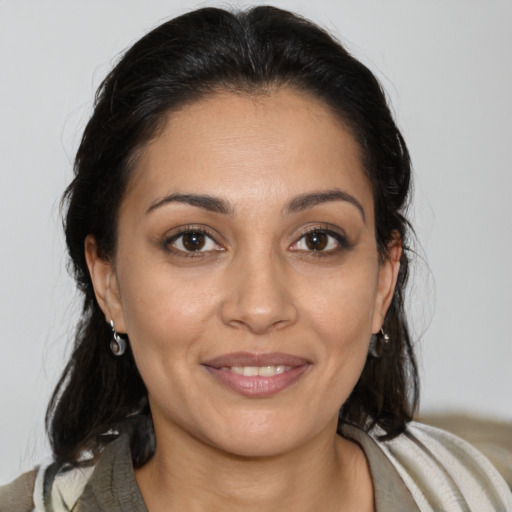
left=286, top=189, right=366, bottom=221
left=146, top=193, right=234, bottom=215
left=146, top=188, right=365, bottom=220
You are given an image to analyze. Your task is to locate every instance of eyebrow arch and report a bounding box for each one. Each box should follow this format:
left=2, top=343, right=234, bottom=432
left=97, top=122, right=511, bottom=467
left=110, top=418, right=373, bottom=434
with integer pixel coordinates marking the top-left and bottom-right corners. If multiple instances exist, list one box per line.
left=146, top=193, right=234, bottom=215
left=286, top=189, right=366, bottom=221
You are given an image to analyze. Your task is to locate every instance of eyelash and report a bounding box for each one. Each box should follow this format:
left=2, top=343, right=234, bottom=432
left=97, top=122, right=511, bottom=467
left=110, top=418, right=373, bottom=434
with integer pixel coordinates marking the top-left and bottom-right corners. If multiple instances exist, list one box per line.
left=292, top=226, right=350, bottom=256
left=163, top=226, right=222, bottom=258
left=162, top=225, right=350, bottom=258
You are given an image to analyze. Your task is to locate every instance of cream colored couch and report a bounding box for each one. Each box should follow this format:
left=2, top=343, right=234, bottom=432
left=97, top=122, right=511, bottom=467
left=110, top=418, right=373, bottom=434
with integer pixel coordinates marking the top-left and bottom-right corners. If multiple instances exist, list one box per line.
left=419, top=413, right=512, bottom=489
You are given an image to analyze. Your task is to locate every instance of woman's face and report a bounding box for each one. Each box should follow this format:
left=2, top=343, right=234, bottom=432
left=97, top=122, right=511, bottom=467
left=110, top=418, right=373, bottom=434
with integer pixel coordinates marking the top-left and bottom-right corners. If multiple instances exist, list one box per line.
left=87, top=88, right=400, bottom=457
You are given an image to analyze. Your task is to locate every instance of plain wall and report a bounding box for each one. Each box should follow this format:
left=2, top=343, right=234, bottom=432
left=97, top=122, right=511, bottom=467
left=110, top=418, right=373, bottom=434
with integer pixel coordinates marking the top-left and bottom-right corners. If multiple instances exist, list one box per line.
left=1, top=0, right=511, bottom=484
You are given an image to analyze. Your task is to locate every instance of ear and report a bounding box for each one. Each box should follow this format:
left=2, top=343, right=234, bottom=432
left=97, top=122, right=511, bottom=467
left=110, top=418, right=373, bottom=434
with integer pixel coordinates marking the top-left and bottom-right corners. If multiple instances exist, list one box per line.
left=371, top=232, right=402, bottom=334
left=84, top=235, right=127, bottom=333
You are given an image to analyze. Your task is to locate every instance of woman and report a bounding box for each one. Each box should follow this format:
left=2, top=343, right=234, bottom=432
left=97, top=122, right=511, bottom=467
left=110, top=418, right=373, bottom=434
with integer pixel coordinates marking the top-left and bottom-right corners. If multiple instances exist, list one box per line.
left=1, top=6, right=510, bottom=511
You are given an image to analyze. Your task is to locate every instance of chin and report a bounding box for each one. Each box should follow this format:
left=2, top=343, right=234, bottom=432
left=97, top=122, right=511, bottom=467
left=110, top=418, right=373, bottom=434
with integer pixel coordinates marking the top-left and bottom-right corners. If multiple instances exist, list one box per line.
left=212, top=433, right=302, bottom=459
left=202, top=414, right=327, bottom=459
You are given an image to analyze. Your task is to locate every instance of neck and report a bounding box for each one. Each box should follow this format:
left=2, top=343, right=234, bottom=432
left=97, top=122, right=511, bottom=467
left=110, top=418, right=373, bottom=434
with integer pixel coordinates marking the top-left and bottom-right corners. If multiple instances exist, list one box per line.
left=135, top=419, right=374, bottom=512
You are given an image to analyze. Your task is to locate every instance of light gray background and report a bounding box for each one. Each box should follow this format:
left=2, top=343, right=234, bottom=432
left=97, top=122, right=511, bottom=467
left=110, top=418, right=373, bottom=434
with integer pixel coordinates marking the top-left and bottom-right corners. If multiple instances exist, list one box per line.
left=1, top=0, right=511, bottom=484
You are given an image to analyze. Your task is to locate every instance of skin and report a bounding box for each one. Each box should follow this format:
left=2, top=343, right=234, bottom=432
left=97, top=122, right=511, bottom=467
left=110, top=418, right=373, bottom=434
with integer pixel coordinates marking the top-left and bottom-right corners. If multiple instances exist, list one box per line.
left=86, top=88, right=401, bottom=511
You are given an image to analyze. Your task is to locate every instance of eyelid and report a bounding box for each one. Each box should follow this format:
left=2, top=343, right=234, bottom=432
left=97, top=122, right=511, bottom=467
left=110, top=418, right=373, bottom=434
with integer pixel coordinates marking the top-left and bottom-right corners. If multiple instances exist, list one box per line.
left=162, top=225, right=225, bottom=255
left=290, top=224, right=350, bottom=252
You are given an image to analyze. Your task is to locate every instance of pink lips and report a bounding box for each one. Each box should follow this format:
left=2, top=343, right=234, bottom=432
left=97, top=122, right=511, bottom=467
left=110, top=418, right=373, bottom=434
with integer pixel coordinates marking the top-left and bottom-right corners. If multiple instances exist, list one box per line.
left=202, top=352, right=311, bottom=398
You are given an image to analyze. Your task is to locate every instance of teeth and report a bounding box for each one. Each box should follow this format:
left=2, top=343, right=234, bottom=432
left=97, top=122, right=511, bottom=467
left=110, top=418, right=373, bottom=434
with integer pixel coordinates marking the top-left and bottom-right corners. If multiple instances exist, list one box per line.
left=258, top=366, right=277, bottom=377
left=220, top=365, right=291, bottom=376
left=259, top=365, right=288, bottom=376
left=243, top=366, right=259, bottom=377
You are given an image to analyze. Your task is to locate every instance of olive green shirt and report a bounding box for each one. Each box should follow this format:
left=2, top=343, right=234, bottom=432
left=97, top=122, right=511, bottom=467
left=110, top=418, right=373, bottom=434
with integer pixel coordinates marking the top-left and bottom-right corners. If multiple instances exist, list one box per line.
left=0, top=426, right=419, bottom=511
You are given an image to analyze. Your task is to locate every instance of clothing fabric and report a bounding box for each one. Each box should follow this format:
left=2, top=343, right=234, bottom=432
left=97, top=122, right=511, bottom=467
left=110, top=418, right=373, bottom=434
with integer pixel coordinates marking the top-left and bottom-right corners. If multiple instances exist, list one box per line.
left=1, top=422, right=511, bottom=511
left=343, top=423, right=512, bottom=511
left=0, top=468, right=37, bottom=512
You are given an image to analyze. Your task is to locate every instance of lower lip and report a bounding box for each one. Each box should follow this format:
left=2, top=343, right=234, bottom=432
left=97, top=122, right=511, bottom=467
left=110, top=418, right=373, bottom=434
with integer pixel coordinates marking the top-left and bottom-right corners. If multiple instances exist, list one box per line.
left=203, top=365, right=310, bottom=397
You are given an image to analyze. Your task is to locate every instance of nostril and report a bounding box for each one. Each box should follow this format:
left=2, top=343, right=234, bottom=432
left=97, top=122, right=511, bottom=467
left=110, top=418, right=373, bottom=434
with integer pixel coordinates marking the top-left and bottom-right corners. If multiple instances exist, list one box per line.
left=219, top=257, right=298, bottom=333
left=220, top=294, right=298, bottom=334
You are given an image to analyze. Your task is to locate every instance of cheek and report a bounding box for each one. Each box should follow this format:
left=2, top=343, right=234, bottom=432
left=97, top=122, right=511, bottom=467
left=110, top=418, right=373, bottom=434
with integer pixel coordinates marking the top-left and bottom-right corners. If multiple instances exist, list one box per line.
left=300, top=264, right=378, bottom=380
left=117, top=267, right=218, bottom=419
left=303, top=266, right=379, bottom=337
left=116, top=260, right=220, bottom=359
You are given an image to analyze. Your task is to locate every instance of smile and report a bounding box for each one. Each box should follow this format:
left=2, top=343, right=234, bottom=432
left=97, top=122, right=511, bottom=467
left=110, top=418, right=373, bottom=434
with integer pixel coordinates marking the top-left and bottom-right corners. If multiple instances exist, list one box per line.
left=220, top=365, right=292, bottom=376
left=203, top=352, right=310, bottom=397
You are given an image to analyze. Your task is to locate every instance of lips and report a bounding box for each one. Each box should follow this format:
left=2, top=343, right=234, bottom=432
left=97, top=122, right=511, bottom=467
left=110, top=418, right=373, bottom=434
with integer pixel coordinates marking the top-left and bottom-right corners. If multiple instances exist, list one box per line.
left=202, top=352, right=311, bottom=397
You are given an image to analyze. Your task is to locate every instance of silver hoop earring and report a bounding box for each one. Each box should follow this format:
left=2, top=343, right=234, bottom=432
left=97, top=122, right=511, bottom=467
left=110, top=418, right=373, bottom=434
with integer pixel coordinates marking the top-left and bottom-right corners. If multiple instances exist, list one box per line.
left=368, top=328, right=390, bottom=358
left=110, top=320, right=127, bottom=356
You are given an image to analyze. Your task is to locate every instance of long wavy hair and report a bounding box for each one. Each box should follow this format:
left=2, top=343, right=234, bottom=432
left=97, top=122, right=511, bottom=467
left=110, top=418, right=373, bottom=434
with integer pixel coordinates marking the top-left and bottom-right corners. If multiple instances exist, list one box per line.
left=47, top=5, right=418, bottom=467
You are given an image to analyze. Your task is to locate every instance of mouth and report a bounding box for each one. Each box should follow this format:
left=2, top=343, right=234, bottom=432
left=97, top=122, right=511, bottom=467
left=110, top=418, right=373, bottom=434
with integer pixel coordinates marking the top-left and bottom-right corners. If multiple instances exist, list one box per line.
left=219, top=365, right=292, bottom=377
left=202, top=352, right=311, bottom=397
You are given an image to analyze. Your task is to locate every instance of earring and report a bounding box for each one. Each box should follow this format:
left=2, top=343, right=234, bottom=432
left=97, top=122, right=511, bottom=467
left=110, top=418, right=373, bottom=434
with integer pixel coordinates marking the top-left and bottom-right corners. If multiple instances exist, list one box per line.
left=368, top=328, right=390, bottom=358
left=110, top=320, right=127, bottom=356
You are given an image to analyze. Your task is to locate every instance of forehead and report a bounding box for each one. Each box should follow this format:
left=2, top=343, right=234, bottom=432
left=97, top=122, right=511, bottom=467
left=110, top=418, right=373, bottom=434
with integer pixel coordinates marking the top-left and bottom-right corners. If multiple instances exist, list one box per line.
left=124, top=88, right=374, bottom=220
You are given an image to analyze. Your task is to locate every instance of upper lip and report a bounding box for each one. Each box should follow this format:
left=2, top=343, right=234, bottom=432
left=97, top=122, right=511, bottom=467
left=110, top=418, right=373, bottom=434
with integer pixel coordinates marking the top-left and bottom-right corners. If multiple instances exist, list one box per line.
left=202, top=352, right=310, bottom=368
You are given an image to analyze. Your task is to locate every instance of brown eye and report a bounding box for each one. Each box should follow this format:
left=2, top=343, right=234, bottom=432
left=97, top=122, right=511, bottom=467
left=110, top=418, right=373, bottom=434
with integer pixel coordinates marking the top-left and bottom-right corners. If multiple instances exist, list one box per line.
left=182, top=232, right=206, bottom=251
left=305, top=232, right=328, bottom=251
left=290, top=228, right=346, bottom=254
left=167, top=229, right=222, bottom=254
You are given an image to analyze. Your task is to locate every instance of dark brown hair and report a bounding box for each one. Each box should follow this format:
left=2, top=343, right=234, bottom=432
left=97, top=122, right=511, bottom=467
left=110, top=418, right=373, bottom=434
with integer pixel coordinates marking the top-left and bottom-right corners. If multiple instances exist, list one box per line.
left=47, top=5, right=418, bottom=466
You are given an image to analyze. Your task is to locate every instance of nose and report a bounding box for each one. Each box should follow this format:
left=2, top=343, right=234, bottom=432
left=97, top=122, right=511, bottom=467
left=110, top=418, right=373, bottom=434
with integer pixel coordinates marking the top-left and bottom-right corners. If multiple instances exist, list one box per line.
left=220, top=251, right=298, bottom=334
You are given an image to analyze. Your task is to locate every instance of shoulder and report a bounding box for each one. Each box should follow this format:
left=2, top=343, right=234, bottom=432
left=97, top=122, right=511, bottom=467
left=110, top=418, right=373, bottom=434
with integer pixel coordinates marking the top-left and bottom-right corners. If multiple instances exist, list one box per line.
left=0, top=468, right=37, bottom=512
left=0, top=461, right=96, bottom=512
left=371, top=421, right=512, bottom=511
left=0, top=434, right=143, bottom=512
